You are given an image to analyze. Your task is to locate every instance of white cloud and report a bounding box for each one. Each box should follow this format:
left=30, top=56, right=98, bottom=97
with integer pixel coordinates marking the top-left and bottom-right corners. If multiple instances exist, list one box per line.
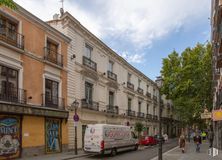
left=120, top=51, right=145, bottom=63
left=14, top=0, right=210, bottom=63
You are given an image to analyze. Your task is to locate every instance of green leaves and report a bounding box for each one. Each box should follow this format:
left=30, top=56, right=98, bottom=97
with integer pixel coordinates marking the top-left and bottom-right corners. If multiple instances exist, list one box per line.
left=0, top=0, right=17, bottom=10
left=161, top=43, right=212, bottom=125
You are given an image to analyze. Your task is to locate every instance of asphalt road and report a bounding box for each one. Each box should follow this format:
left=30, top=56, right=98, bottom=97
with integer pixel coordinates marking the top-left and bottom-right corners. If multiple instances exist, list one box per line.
left=73, top=139, right=178, bottom=160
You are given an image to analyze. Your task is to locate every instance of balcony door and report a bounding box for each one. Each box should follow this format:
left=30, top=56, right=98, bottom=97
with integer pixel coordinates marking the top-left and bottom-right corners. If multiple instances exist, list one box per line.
left=0, top=65, right=18, bottom=102
left=109, top=91, right=114, bottom=107
left=46, top=40, right=58, bottom=64
left=85, top=82, right=93, bottom=104
left=128, top=98, right=132, bottom=111
left=138, top=101, right=141, bottom=113
left=45, top=79, right=59, bottom=107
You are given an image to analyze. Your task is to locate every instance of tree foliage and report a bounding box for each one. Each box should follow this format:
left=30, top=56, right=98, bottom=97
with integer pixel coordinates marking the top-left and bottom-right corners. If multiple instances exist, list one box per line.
left=161, top=43, right=212, bottom=125
left=0, top=0, right=17, bottom=9
left=134, top=122, right=144, bottom=138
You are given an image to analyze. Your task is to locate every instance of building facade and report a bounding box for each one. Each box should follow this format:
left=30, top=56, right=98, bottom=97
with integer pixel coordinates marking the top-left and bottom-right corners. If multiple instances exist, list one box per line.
left=48, top=11, right=179, bottom=150
left=0, top=5, right=70, bottom=159
left=211, top=0, right=222, bottom=150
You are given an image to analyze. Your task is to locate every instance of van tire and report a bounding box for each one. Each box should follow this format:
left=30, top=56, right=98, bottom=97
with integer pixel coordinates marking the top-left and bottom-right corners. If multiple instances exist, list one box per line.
left=111, top=148, right=117, bottom=156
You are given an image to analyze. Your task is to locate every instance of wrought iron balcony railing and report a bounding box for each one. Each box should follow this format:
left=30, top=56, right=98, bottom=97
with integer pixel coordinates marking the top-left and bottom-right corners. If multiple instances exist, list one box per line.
left=152, top=115, right=158, bottom=121
left=42, top=94, right=65, bottom=110
left=137, top=112, right=145, bottom=118
left=83, top=56, right=97, bottom=71
left=153, top=95, right=157, bottom=102
left=137, top=87, right=144, bottom=95
left=0, top=24, right=24, bottom=49
left=127, top=81, right=134, bottom=90
left=146, top=92, right=151, bottom=98
left=44, top=47, right=63, bottom=67
left=146, top=114, right=152, bottom=120
left=81, top=99, right=99, bottom=111
left=126, top=109, right=136, bottom=117
left=106, top=105, right=119, bottom=114
left=0, top=85, right=26, bottom=104
left=107, top=71, right=117, bottom=81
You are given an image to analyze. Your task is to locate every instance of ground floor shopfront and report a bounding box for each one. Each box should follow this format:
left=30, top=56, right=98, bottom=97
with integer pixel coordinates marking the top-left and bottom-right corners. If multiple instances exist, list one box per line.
left=67, top=108, right=162, bottom=150
left=0, top=104, right=69, bottom=160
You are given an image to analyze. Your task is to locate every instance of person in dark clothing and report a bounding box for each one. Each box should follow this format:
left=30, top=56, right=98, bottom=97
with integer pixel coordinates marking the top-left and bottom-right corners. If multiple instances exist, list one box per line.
left=194, top=133, right=202, bottom=152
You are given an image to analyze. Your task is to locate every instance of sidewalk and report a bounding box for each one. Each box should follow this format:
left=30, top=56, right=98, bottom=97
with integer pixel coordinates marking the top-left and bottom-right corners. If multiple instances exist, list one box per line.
left=152, top=141, right=222, bottom=160
left=18, top=150, right=90, bottom=160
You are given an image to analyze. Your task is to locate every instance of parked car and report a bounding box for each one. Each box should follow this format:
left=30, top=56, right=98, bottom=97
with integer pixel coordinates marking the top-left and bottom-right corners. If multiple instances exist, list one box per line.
left=84, top=124, right=138, bottom=156
left=139, top=136, right=157, bottom=146
left=154, top=135, right=165, bottom=144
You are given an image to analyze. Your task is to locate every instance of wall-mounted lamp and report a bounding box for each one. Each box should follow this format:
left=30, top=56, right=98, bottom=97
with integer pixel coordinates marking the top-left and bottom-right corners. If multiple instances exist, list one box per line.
left=71, top=54, right=76, bottom=60
left=122, top=82, right=126, bottom=85
left=28, top=96, right=32, bottom=99
left=103, top=72, right=106, bottom=75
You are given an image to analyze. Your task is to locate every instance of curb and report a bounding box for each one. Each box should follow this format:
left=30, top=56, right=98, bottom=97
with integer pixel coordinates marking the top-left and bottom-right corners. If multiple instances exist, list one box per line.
left=150, top=146, right=179, bottom=160
left=61, top=154, right=91, bottom=160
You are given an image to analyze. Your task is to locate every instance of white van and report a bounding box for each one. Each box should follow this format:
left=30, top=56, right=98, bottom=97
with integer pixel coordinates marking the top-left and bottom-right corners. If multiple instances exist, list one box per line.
left=84, top=124, right=138, bottom=156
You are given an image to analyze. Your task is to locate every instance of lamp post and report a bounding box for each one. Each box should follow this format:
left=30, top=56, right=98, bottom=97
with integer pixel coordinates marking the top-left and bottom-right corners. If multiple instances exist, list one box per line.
left=71, top=100, right=79, bottom=155
left=158, top=93, right=163, bottom=160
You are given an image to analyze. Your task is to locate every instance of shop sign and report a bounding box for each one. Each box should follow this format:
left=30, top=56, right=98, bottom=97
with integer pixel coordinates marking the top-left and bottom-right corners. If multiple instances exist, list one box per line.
left=45, top=118, right=61, bottom=153
left=0, top=116, right=21, bottom=160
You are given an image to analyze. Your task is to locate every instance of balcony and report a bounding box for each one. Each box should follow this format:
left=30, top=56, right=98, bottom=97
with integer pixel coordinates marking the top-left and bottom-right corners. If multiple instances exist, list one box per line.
left=146, top=92, right=151, bottom=98
left=137, top=87, right=144, bottom=95
left=127, top=81, right=134, bottom=90
left=152, top=115, right=158, bottom=121
left=153, top=95, right=157, bottom=102
left=0, top=25, right=24, bottom=50
left=137, top=112, right=145, bottom=118
left=44, top=47, right=63, bottom=67
left=81, top=99, right=99, bottom=111
left=0, top=85, right=26, bottom=104
left=42, top=94, right=65, bottom=110
left=106, top=105, right=119, bottom=114
left=83, top=56, right=97, bottom=71
left=126, top=109, right=136, bottom=117
left=146, top=114, right=152, bottom=120
left=107, top=71, right=117, bottom=81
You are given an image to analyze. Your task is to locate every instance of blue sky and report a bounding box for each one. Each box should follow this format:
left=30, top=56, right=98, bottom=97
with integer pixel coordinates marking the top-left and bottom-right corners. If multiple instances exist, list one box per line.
left=15, top=0, right=211, bottom=80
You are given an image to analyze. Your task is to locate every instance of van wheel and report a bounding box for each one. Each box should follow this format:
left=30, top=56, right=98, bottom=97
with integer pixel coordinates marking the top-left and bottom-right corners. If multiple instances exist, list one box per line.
left=111, top=148, right=117, bottom=156
left=134, top=144, right=138, bottom=151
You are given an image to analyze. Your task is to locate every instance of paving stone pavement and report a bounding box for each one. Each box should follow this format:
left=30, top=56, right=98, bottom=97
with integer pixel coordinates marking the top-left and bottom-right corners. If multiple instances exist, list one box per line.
left=153, top=141, right=222, bottom=160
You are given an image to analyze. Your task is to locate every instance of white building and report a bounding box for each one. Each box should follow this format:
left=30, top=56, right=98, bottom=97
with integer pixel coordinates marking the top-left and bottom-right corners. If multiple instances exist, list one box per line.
left=48, top=11, right=178, bottom=149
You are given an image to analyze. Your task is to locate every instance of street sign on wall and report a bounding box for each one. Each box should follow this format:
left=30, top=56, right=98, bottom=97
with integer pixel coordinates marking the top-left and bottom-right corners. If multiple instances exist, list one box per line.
left=201, top=113, right=212, bottom=119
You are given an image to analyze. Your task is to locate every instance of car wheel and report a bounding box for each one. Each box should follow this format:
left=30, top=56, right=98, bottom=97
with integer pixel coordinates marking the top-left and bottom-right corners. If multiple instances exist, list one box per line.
left=111, top=148, right=117, bottom=156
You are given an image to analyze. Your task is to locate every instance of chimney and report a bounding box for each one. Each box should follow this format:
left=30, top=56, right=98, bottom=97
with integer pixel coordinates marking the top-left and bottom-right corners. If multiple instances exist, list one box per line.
left=53, top=13, right=59, bottom=20
left=60, top=8, right=64, bottom=17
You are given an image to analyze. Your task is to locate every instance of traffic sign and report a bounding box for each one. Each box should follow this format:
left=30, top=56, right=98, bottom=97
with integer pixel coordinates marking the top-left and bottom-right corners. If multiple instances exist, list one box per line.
left=73, top=114, right=79, bottom=122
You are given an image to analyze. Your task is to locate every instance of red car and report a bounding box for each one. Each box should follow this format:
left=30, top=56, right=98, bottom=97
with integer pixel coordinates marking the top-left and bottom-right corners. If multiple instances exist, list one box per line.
left=139, top=136, right=157, bottom=146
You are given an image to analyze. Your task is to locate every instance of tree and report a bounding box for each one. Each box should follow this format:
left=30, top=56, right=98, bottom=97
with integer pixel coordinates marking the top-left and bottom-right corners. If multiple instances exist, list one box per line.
left=161, top=43, right=212, bottom=125
left=134, top=122, right=144, bottom=138
left=0, top=0, right=17, bottom=9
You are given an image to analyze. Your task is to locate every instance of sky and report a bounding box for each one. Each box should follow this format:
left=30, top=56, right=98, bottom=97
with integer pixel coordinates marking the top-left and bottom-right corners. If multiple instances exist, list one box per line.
left=14, top=0, right=211, bottom=80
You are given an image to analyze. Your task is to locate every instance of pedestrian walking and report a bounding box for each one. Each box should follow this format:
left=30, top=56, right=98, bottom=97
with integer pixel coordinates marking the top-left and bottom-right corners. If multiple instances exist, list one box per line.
left=208, top=130, right=214, bottom=148
left=193, top=133, right=202, bottom=152
left=179, top=133, right=186, bottom=153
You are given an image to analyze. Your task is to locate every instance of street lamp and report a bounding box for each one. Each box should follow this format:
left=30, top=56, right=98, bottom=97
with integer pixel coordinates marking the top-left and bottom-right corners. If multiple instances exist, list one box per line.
left=71, top=100, right=79, bottom=155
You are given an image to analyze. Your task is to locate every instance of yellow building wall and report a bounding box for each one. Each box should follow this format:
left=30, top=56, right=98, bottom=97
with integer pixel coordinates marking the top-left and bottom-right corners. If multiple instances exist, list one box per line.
left=22, top=116, right=45, bottom=147
left=62, top=120, right=68, bottom=145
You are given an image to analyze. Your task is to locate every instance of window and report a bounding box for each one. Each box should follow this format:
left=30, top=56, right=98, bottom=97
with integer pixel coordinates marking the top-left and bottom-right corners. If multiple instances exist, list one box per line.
left=128, top=98, right=132, bottom=110
left=153, top=89, right=156, bottom=96
left=85, top=44, right=93, bottom=59
left=0, top=65, right=18, bottom=99
left=108, top=61, right=114, bottom=72
left=85, top=82, right=93, bottom=104
left=153, top=106, right=156, bottom=115
left=147, top=85, right=149, bottom=92
left=109, top=91, right=114, bottom=106
left=147, top=104, right=149, bottom=114
left=45, top=79, right=59, bottom=106
left=138, top=101, right=141, bottom=112
left=138, top=79, right=141, bottom=88
left=127, top=73, right=132, bottom=82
